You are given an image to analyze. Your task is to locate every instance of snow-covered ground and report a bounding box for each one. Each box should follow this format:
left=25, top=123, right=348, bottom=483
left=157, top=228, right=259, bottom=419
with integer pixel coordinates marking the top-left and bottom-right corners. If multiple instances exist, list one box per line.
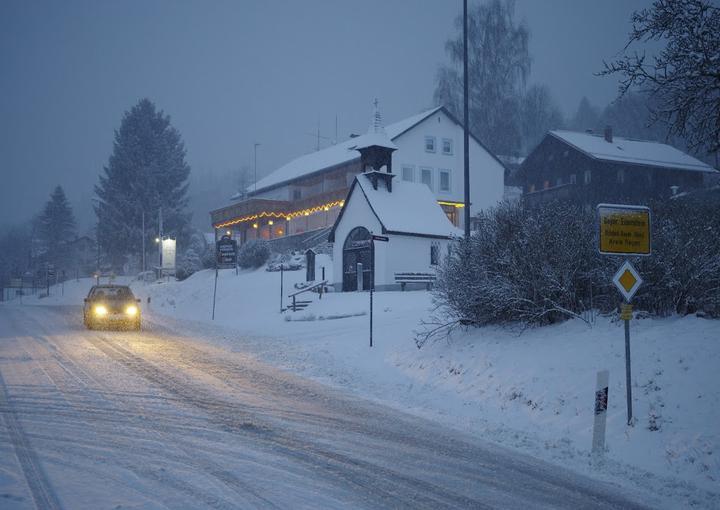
left=16, top=270, right=720, bottom=508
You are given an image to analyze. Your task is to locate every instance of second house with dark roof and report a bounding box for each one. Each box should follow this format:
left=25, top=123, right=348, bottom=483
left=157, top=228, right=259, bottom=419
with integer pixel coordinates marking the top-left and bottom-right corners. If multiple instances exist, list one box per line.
left=519, top=127, right=717, bottom=206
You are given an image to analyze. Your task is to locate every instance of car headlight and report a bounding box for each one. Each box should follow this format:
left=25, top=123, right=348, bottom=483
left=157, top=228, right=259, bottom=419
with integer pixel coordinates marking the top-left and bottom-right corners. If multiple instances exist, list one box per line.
left=94, top=305, right=108, bottom=316
left=125, top=305, right=138, bottom=317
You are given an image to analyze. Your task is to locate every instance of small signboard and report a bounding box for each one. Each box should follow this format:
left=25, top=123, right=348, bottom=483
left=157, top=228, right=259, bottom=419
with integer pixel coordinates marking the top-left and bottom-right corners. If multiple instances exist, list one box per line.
left=371, top=234, right=389, bottom=242
left=612, top=260, right=643, bottom=302
left=216, top=235, right=238, bottom=268
left=598, top=204, right=651, bottom=256
left=161, top=238, right=176, bottom=273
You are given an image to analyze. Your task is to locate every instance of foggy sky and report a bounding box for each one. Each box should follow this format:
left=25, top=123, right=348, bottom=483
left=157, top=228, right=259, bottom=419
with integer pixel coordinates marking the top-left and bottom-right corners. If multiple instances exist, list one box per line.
left=1, top=0, right=654, bottom=232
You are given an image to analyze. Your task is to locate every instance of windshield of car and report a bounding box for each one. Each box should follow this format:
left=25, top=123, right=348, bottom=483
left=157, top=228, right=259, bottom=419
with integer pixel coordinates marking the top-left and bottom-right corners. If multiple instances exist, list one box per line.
left=90, top=287, right=134, bottom=300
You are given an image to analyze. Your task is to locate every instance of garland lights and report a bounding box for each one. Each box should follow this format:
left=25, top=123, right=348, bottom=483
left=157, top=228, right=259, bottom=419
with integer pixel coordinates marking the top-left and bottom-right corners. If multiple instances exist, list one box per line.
left=214, top=199, right=465, bottom=229
left=214, top=199, right=346, bottom=229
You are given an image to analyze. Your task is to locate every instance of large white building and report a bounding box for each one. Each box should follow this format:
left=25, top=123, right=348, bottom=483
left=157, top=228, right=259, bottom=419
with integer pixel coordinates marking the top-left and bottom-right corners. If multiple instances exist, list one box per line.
left=210, top=105, right=505, bottom=242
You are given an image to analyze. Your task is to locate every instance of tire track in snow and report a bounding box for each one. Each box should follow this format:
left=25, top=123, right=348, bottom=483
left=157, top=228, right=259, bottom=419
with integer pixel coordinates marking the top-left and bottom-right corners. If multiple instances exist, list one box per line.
left=86, top=334, right=492, bottom=510
left=18, top=308, right=282, bottom=510
left=0, top=368, right=62, bottom=510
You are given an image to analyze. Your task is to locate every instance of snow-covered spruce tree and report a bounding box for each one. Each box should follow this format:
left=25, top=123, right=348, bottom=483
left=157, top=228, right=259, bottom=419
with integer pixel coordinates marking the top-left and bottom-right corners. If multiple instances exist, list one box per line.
left=37, top=185, right=76, bottom=270
left=175, top=231, right=208, bottom=279
left=95, top=98, right=191, bottom=270
left=600, top=0, right=720, bottom=157
left=238, top=240, right=270, bottom=269
left=0, top=224, right=33, bottom=285
left=434, top=0, right=530, bottom=157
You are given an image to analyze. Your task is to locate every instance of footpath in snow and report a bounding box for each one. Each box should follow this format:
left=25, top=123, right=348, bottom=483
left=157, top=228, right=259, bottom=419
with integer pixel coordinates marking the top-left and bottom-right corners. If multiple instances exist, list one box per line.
left=16, top=270, right=720, bottom=508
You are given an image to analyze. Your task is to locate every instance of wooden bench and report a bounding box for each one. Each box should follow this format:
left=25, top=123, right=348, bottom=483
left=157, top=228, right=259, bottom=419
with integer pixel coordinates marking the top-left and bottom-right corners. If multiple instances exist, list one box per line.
left=394, top=272, right=437, bottom=291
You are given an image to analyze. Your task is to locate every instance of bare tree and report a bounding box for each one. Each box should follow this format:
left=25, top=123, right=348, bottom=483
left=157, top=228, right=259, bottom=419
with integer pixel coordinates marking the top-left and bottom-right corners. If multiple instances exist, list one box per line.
left=434, top=0, right=530, bottom=157
left=520, top=84, right=564, bottom=154
left=600, top=0, right=720, bottom=156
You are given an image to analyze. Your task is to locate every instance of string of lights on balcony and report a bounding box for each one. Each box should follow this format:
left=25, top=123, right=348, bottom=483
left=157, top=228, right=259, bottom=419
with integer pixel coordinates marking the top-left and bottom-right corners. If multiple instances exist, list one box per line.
left=214, top=199, right=346, bottom=229
left=214, top=199, right=465, bottom=229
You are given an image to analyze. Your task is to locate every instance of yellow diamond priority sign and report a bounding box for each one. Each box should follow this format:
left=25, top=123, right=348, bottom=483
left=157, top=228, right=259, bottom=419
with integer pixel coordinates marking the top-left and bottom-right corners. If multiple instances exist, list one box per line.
left=613, top=260, right=643, bottom=302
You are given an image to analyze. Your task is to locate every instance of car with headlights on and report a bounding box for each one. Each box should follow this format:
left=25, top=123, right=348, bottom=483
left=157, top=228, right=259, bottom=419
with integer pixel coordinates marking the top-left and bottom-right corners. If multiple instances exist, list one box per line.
left=83, top=284, right=141, bottom=330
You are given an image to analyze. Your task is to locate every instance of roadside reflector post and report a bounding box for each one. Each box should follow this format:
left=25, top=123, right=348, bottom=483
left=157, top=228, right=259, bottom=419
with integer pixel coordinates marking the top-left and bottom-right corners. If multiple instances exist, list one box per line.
left=357, top=263, right=363, bottom=292
left=211, top=267, right=218, bottom=320
left=280, top=264, right=284, bottom=313
left=592, top=369, right=609, bottom=455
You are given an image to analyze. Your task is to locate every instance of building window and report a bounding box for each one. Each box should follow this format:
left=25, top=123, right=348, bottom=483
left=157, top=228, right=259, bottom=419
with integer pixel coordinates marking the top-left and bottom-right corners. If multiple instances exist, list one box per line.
left=292, top=189, right=302, bottom=200
left=402, top=165, right=414, bottom=182
left=556, top=177, right=563, bottom=186
left=439, top=169, right=451, bottom=192
left=425, top=136, right=436, bottom=153
left=617, top=169, right=625, bottom=184
left=584, top=170, right=591, bottom=184
left=440, top=204, right=458, bottom=226
left=430, top=243, right=440, bottom=266
left=442, top=138, right=453, bottom=155
left=420, top=167, right=433, bottom=190
left=569, top=174, right=577, bottom=184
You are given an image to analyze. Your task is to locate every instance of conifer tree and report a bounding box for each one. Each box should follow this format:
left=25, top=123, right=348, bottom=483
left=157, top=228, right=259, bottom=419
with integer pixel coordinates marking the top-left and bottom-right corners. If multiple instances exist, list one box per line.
left=37, top=185, right=76, bottom=268
left=95, top=98, right=191, bottom=268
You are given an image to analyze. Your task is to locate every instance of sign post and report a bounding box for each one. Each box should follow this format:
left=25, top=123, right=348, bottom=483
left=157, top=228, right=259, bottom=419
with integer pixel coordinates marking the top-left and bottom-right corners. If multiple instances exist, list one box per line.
left=612, top=261, right=643, bottom=425
left=215, top=235, right=237, bottom=269
left=369, top=234, right=389, bottom=348
left=598, top=204, right=650, bottom=427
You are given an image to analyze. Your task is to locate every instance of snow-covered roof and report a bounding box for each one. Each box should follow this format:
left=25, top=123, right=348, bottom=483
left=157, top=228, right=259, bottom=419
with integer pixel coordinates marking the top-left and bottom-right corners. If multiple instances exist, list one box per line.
left=550, top=130, right=715, bottom=173
left=249, top=107, right=443, bottom=194
left=352, top=174, right=460, bottom=238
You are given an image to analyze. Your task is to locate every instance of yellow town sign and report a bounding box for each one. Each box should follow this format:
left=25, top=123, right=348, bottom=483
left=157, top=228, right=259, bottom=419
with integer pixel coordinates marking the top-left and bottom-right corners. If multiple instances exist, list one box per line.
left=597, top=204, right=651, bottom=256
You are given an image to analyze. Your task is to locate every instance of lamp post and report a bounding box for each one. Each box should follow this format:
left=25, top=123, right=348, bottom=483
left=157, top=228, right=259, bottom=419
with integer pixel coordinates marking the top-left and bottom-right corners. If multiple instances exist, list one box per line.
left=254, top=143, right=261, bottom=193
left=463, top=0, right=470, bottom=239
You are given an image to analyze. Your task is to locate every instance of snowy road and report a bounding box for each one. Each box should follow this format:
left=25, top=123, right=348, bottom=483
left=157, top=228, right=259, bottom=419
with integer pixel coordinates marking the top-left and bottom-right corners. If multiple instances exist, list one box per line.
left=0, top=305, right=651, bottom=509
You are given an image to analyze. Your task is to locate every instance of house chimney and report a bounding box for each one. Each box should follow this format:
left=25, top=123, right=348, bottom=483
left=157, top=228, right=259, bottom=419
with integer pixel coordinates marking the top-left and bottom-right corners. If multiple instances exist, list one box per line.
left=604, top=125, right=613, bottom=143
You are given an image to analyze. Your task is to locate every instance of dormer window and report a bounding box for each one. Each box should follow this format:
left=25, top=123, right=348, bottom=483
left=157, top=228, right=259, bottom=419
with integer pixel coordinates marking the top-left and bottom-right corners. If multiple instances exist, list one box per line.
left=425, top=136, right=436, bottom=153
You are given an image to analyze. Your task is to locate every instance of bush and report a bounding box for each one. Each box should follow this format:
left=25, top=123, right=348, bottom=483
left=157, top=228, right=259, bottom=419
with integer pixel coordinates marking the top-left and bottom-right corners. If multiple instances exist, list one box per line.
left=238, top=240, right=270, bottom=269
left=434, top=194, right=720, bottom=327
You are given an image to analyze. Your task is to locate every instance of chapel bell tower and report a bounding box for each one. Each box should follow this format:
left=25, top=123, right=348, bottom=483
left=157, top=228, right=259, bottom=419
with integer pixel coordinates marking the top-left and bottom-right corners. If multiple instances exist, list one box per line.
left=355, top=99, right=398, bottom=191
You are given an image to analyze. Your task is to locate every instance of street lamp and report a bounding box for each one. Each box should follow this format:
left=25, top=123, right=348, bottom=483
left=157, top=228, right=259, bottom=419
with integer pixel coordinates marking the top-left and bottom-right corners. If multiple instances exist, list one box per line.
left=254, top=142, right=261, bottom=193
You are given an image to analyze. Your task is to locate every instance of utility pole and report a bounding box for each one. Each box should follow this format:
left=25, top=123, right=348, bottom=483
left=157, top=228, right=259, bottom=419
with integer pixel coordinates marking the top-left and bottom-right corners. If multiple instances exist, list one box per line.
left=158, top=207, right=163, bottom=271
left=141, top=211, right=146, bottom=273
left=463, top=0, right=471, bottom=239
left=254, top=143, right=261, bottom=193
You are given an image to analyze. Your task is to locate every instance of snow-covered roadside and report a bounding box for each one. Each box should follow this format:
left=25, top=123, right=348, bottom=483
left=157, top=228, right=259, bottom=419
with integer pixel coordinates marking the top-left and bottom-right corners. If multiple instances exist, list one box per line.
left=13, top=271, right=720, bottom=508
